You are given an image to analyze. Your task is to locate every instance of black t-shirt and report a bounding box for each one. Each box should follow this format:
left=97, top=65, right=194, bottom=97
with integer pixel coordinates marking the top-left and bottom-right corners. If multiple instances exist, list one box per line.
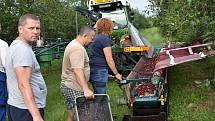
left=89, top=34, right=112, bottom=69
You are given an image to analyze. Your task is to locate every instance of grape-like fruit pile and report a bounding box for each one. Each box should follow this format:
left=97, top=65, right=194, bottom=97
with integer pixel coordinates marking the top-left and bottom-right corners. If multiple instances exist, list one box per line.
left=135, top=81, right=155, bottom=97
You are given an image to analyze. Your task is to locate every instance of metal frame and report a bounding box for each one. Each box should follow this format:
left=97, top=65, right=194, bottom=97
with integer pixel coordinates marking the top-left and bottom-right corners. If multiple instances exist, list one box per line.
left=74, top=94, right=114, bottom=121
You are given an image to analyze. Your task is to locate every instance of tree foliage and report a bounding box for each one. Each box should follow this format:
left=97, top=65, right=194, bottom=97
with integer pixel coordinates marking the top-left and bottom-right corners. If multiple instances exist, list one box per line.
left=148, top=0, right=215, bottom=43
left=0, top=0, right=88, bottom=43
left=132, top=9, right=153, bottom=30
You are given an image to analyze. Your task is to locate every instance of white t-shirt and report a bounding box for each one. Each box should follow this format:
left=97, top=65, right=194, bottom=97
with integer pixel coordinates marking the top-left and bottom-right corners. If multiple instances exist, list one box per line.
left=0, top=39, right=8, bottom=73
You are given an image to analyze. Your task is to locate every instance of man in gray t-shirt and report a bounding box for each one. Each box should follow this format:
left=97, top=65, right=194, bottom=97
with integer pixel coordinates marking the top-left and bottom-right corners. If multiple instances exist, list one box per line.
left=5, top=14, right=47, bottom=121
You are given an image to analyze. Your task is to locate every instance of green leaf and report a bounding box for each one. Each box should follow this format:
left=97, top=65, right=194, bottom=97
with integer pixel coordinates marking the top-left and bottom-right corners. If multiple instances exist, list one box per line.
left=187, top=0, right=192, bottom=6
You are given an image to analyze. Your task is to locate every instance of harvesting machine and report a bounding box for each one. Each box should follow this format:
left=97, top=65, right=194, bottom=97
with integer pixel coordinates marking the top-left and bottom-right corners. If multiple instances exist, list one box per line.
left=75, top=0, right=215, bottom=120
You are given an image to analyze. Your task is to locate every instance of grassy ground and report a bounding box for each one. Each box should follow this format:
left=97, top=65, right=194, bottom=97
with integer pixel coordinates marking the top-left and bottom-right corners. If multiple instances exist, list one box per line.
left=41, top=27, right=215, bottom=121
left=168, top=58, right=215, bottom=121
left=41, top=60, right=66, bottom=121
left=140, top=27, right=166, bottom=46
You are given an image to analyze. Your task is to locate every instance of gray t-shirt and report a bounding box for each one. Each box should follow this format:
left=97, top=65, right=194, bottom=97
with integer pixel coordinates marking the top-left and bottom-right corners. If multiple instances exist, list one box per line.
left=6, top=40, right=47, bottom=109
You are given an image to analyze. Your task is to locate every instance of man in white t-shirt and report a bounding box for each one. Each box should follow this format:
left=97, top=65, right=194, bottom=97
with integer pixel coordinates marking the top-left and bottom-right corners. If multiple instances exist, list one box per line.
left=0, top=39, right=8, bottom=121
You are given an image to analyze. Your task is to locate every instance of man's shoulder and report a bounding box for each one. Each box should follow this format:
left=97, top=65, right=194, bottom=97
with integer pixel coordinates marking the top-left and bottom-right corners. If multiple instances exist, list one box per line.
left=67, top=40, right=83, bottom=50
left=10, top=40, right=30, bottom=49
left=9, top=40, right=32, bottom=56
left=0, top=39, right=8, bottom=47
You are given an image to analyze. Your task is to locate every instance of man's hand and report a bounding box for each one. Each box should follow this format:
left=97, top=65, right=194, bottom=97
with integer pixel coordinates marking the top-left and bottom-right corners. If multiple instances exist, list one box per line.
left=73, top=68, right=94, bottom=99
left=83, top=88, right=94, bottom=99
left=33, top=115, right=44, bottom=121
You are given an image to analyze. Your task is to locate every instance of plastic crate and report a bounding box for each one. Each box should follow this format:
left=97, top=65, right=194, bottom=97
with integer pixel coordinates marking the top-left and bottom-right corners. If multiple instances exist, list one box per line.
left=75, top=94, right=113, bottom=121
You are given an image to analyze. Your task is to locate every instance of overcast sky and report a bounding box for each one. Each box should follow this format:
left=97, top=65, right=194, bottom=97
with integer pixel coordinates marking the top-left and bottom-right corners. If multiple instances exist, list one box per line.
left=127, top=0, right=149, bottom=12
left=127, top=0, right=155, bottom=16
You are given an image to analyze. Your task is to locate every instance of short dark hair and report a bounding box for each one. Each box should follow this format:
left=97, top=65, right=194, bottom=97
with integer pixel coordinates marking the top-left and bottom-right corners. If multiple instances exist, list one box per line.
left=18, top=14, right=40, bottom=26
left=79, top=26, right=95, bottom=36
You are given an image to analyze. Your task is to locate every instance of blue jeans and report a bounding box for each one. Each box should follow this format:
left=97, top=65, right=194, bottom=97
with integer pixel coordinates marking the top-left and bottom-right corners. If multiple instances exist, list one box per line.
left=0, top=72, right=7, bottom=121
left=90, top=68, right=108, bottom=94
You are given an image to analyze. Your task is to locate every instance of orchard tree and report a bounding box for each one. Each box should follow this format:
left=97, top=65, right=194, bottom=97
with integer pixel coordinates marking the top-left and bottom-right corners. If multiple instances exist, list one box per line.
left=148, top=0, right=215, bottom=43
left=0, top=0, right=88, bottom=43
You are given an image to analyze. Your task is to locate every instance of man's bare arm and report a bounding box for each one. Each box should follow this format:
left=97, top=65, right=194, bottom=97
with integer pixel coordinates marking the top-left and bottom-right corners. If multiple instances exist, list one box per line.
left=73, top=68, right=94, bottom=98
left=15, top=67, right=43, bottom=121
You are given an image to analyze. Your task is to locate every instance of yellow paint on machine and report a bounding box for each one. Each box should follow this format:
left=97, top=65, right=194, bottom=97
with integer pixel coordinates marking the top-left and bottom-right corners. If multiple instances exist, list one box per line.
left=124, top=46, right=150, bottom=52
left=94, top=0, right=113, bottom=4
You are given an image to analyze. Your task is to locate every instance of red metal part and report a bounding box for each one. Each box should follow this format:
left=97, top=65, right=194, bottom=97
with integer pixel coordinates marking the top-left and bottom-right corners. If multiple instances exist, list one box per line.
left=154, top=43, right=215, bottom=71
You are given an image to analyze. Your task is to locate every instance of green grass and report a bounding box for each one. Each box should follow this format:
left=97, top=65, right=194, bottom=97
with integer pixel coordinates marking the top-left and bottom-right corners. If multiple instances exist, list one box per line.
left=41, top=60, right=67, bottom=121
left=140, top=27, right=166, bottom=46
left=42, top=27, right=215, bottom=121
left=168, top=58, right=215, bottom=121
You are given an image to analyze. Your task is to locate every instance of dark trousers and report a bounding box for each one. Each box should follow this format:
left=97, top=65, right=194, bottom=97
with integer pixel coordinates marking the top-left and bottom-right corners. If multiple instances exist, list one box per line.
left=0, top=105, right=6, bottom=121
left=0, top=72, right=7, bottom=121
left=7, top=105, right=44, bottom=121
